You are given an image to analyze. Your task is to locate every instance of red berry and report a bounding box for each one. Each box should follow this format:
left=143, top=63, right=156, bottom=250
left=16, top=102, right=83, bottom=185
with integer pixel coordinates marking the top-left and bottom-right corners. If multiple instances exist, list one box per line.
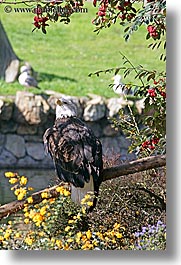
left=34, top=16, right=40, bottom=22
left=152, top=138, right=159, bottom=145
left=160, top=91, right=166, bottom=98
left=93, top=0, right=97, bottom=7
left=148, top=88, right=157, bottom=97
left=117, top=6, right=124, bottom=12
left=142, top=141, right=150, bottom=148
left=98, top=10, right=106, bottom=16
left=34, top=21, right=41, bottom=29
left=149, top=145, right=155, bottom=150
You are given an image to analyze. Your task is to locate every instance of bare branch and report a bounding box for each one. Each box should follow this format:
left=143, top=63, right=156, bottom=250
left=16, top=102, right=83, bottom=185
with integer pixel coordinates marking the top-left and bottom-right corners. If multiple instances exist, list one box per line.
left=0, top=155, right=166, bottom=220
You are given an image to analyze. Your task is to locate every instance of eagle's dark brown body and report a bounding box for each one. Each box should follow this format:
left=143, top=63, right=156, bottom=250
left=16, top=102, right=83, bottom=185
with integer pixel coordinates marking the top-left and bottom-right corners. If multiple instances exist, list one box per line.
left=43, top=117, right=103, bottom=210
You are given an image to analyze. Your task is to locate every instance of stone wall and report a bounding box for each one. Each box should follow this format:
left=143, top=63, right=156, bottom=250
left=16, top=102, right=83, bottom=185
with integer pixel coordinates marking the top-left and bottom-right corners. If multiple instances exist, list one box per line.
left=0, top=91, right=135, bottom=169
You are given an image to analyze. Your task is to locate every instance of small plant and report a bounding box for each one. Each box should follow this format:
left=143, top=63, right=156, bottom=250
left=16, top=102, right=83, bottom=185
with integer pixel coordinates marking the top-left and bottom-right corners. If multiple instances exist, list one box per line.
left=0, top=172, right=127, bottom=250
left=133, top=220, right=166, bottom=250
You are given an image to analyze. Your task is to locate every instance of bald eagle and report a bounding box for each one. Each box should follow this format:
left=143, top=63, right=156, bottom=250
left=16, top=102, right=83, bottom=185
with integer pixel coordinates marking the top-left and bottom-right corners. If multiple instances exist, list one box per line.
left=43, top=98, right=103, bottom=211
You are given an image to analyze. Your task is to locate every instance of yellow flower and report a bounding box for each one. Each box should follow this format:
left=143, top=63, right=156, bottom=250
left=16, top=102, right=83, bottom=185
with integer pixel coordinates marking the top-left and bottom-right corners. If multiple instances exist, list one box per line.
left=115, top=232, right=122, bottom=239
left=20, top=176, right=28, bottom=186
left=28, top=187, right=34, bottom=191
left=33, top=213, right=44, bottom=224
left=113, top=223, right=120, bottom=230
left=27, top=196, right=33, bottom=203
left=23, top=206, right=28, bottom=212
left=38, top=232, right=45, bottom=237
left=17, top=193, right=26, bottom=201
left=0, top=236, right=4, bottom=241
left=68, top=219, right=75, bottom=224
left=63, top=243, right=70, bottom=250
left=49, top=198, right=55, bottom=204
left=40, top=206, right=47, bottom=216
left=5, top=172, right=16, bottom=178
left=81, top=241, right=93, bottom=250
left=14, top=187, right=27, bottom=200
left=56, top=186, right=66, bottom=195
left=24, top=218, right=30, bottom=224
left=29, top=209, right=36, bottom=219
left=25, top=237, right=33, bottom=246
left=65, top=226, right=71, bottom=232
left=96, top=232, right=104, bottom=241
left=15, top=233, right=21, bottom=238
left=86, top=230, right=92, bottom=240
left=41, top=192, right=49, bottom=198
left=4, top=232, right=11, bottom=240
left=24, top=212, right=29, bottom=218
left=87, top=201, right=93, bottom=207
left=56, top=239, right=63, bottom=249
left=9, top=178, right=18, bottom=184
left=63, top=189, right=71, bottom=196
left=81, top=206, right=86, bottom=214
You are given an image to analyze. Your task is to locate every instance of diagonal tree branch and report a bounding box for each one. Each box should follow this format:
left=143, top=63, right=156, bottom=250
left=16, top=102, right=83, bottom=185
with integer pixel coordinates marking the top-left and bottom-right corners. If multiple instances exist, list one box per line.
left=0, top=154, right=166, bottom=220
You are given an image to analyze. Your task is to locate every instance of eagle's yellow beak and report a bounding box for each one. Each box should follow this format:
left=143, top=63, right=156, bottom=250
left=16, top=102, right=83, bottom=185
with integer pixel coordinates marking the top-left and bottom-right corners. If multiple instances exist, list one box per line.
left=56, top=99, right=63, bottom=106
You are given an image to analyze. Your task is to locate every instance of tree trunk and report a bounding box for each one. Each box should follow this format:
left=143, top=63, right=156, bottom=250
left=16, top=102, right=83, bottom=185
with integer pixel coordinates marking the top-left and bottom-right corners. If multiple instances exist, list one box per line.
left=0, top=155, right=166, bottom=220
left=0, top=20, right=20, bottom=83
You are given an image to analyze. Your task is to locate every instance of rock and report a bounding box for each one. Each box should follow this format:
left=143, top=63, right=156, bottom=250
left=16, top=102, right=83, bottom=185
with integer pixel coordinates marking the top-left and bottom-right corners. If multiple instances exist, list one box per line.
left=17, top=154, right=53, bottom=168
left=118, top=135, right=132, bottom=149
left=25, top=142, right=45, bottom=160
left=17, top=124, right=38, bottom=135
left=106, top=98, right=123, bottom=117
left=103, top=124, right=119, bottom=137
left=16, top=155, right=40, bottom=168
left=100, top=137, right=121, bottom=155
left=0, top=120, right=18, bottom=133
left=0, top=98, right=13, bottom=121
left=5, top=59, right=20, bottom=83
left=24, top=135, right=43, bottom=142
left=5, top=134, right=26, bottom=158
left=14, top=91, right=50, bottom=125
left=83, top=96, right=106, bottom=121
left=86, top=121, right=103, bottom=138
left=0, top=133, right=5, bottom=154
left=0, top=149, right=17, bottom=167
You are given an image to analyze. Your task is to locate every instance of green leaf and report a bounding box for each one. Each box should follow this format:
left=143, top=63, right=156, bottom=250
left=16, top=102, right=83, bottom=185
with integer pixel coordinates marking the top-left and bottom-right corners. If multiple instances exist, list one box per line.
left=147, top=72, right=155, bottom=81
left=146, top=33, right=150, bottom=40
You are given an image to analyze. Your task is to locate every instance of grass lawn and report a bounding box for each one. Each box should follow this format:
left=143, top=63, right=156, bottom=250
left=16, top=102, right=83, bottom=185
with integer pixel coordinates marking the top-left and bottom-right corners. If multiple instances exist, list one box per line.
left=0, top=2, right=165, bottom=97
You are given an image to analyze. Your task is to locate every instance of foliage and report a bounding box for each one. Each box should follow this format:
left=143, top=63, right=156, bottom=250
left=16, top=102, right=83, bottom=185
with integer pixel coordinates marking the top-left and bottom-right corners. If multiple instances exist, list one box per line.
left=0, top=2, right=164, bottom=97
left=133, top=220, right=166, bottom=250
left=88, top=0, right=166, bottom=157
left=0, top=169, right=166, bottom=250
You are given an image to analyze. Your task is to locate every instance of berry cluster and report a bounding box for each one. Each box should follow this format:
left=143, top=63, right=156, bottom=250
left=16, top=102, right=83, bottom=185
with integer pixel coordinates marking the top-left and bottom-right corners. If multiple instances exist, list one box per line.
left=148, top=88, right=157, bottom=98
left=97, top=0, right=108, bottom=17
left=148, top=78, right=166, bottom=99
left=147, top=25, right=161, bottom=40
left=142, top=137, right=159, bottom=151
left=34, top=16, right=49, bottom=30
left=117, top=0, right=136, bottom=22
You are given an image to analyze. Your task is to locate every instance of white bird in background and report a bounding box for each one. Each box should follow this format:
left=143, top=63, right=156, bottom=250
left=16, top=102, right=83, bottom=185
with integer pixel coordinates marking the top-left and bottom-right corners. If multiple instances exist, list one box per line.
left=112, top=74, right=133, bottom=96
left=18, top=65, right=40, bottom=89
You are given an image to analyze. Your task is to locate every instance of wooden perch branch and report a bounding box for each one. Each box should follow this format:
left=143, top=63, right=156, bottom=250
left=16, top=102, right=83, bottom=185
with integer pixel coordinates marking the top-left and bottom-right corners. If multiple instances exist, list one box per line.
left=102, top=154, right=166, bottom=181
left=0, top=154, right=166, bottom=220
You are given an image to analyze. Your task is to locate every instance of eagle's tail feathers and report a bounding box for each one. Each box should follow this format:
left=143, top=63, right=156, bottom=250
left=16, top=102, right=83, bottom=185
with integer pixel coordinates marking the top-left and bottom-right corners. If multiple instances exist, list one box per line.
left=71, top=175, right=94, bottom=208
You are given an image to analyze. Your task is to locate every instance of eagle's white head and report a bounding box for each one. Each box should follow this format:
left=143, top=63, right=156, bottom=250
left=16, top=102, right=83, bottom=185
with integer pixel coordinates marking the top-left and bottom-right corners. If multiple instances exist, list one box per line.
left=56, top=98, right=78, bottom=119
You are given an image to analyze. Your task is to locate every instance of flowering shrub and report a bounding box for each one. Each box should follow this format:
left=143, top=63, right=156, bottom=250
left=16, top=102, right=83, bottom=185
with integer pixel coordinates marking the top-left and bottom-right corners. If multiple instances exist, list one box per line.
left=0, top=172, right=127, bottom=250
left=133, top=220, right=166, bottom=250
left=0, top=171, right=166, bottom=250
